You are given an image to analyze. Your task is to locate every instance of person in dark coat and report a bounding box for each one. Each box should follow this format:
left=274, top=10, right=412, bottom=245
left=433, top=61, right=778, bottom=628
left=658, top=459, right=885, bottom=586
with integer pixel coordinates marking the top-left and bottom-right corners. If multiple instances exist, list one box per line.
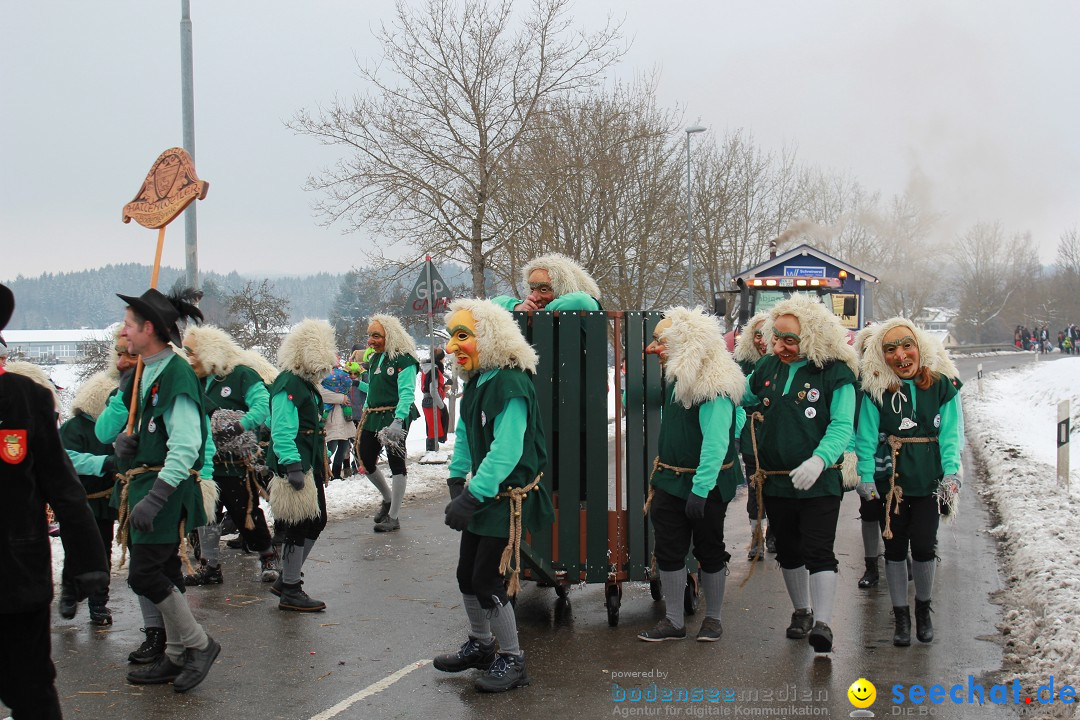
left=0, top=283, right=109, bottom=719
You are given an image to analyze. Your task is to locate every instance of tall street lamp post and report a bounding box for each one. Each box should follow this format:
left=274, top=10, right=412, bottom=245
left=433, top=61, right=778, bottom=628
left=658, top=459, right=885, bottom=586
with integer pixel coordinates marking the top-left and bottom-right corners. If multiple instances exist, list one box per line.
left=685, top=125, right=707, bottom=306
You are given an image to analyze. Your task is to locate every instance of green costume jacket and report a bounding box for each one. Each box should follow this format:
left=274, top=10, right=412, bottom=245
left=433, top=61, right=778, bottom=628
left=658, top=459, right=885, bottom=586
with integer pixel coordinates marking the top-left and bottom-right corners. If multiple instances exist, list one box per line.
left=361, top=352, right=420, bottom=433
left=59, top=412, right=118, bottom=522
left=267, top=371, right=326, bottom=482
left=653, top=385, right=743, bottom=502
left=490, top=291, right=601, bottom=312
left=202, top=364, right=269, bottom=478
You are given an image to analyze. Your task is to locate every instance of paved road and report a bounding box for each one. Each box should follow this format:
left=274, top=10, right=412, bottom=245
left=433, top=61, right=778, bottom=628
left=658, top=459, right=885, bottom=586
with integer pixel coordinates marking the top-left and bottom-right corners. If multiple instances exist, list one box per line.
left=31, top=351, right=1066, bottom=720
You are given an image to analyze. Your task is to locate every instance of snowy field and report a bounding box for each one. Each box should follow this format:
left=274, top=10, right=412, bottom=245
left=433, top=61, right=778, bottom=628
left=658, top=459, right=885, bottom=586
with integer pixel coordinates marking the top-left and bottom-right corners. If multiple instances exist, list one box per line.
left=964, top=357, right=1080, bottom=717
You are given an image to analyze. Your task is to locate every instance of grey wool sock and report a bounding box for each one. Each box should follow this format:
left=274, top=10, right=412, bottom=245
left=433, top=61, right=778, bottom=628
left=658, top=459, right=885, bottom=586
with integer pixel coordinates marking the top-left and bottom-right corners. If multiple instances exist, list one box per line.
left=781, top=566, right=811, bottom=610
left=282, top=542, right=305, bottom=585
left=487, top=599, right=521, bottom=657
left=366, top=469, right=392, bottom=502
left=912, top=560, right=936, bottom=602
left=389, top=474, right=407, bottom=520
left=156, top=587, right=209, bottom=663
left=809, top=571, right=837, bottom=625
left=139, top=594, right=164, bottom=628
left=861, top=520, right=882, bottom=558
left=885, top=560, right=909, bottom=607
left=302, top=538, right=316, bottom=563
left=198, top=523, right=222, bottom=567
left=463, top=594, right=493, bottom=642
left=659, top=569, right=687, bottom=629
left=701, top=568, right=727, bottom=622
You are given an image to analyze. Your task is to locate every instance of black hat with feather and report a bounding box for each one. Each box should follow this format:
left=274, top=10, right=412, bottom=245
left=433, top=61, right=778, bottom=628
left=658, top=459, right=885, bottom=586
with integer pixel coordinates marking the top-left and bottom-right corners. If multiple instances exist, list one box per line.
left=117, top=286, right=203, bottom=347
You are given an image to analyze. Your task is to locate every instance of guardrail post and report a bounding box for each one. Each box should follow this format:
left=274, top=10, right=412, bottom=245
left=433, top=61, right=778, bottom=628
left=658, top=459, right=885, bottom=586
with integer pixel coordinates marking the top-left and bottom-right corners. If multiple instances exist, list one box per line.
left=977, top=363, right=983, bottom=396
left=1058, top=400, right=1071, bottom=491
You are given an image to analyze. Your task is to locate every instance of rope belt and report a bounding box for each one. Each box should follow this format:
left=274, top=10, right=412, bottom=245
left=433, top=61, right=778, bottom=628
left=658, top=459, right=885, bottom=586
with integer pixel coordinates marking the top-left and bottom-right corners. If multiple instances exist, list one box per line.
left=642, top=458, right=734, bottom=515
left=881, top=435, right=939, bottom=540
left=496, top=473, right=544, bottom=597
left=354, top=405, right=396, bottom=440
left=85, top=487, right=114, bottom=501
left=300, top=427, right=331, bottom=487
left=115, top=466, right=201, bottom=570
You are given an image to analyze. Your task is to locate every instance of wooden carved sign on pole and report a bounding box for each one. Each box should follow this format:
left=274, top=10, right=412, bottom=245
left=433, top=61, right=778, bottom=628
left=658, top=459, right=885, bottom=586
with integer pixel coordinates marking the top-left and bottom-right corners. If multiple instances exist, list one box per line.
left=121, top=147, right=208, bottom=433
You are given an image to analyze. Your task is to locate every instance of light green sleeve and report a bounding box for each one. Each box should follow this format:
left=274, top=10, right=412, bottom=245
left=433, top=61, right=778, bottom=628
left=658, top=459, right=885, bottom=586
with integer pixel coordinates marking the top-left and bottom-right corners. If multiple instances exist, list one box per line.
left=734, top=405, right=746, bottom=437
left=546, top=292, right=600, bottom=311
left=202, top=417, right=215, bottom=481
left=241, top=381, right=270, bottom=430
left=813, top=384, right=855, bottom=466
left=490, top=296, right=521, bottom=312
left=448, top=413, right=472, bottom=478
left=94, top=391, right=129, bottom=443
left=691, top=396, right=733, bottom=498
left=854, top=395, right=881, bottom=480
left=159, top=394, right=204, bottom=489
left=395, top=364, right=417, bottom=421
left=938, top=394, right=962, bottom=475
left=467, top=397, right=527, bottom=500
left=270, top=390, right=301, bottom=466
left=66, top=449, right=106, bottom=476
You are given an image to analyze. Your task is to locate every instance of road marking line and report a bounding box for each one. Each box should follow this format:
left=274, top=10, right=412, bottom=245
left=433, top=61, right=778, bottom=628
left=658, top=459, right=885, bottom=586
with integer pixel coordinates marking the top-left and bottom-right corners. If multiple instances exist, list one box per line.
left=308, top=659, right=432, bottom=720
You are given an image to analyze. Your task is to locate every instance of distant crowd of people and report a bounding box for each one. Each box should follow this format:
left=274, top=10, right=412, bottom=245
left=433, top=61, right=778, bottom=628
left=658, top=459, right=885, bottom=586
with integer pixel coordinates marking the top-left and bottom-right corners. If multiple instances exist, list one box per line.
left=1015, top=323, right=1080, bottom=354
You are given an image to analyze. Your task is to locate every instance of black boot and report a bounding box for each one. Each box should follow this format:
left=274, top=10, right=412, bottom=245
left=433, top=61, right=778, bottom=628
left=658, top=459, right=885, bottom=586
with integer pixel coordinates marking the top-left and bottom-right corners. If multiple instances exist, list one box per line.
left=914, top=599, right=934, bottom=643
left=58, top=581, right=78, bottom=620
left=858, top=557, right=880, bottom=588
left=893, top=606, right=911, bottom=647
left=373, top=500, right=392, bottom=524
left=785, top=609, right=814, bottom=639
left=126, top=654, right=183, bottom=685
left=173, top=636, right=222, bottom=693
left=278, top=582, right=326, bottom=612
left=808, top=622, right=833, bottom=653
left=184, top=562, right=224, bottom=586
left=88, top=603, right=113, bottom=626
left=475, top=653, right=530, bottom=693
left=129, top=627, right=168, bottom=664
left=433, top=636, right=496, bottom=672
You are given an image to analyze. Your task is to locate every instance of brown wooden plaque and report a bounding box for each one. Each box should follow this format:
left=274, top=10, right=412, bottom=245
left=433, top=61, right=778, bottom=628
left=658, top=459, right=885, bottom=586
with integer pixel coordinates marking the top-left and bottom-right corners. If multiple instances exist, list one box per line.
left=122, top=147, right=209, bottom=229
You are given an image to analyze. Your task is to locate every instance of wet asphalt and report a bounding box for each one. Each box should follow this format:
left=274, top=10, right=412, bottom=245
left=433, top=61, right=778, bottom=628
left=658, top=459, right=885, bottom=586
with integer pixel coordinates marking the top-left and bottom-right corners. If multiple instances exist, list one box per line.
left=33, top=352, right=1055, bottom=720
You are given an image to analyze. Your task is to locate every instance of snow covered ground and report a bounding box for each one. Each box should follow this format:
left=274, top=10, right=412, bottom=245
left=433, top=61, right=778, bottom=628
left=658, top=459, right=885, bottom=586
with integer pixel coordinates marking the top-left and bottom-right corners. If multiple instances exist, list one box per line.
left=964, top=357, right=1080, bottom=714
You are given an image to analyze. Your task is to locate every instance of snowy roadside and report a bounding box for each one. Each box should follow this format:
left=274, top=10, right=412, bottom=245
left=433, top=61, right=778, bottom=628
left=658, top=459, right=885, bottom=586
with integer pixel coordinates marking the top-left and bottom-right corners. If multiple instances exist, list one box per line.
left=963, top=357, right=1080, bottom=714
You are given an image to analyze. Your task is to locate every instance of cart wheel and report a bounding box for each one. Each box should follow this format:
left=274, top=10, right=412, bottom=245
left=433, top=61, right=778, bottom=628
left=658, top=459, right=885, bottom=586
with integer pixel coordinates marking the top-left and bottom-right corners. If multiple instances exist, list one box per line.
left=649, top=579, right=663, bottom=602
left=683, top=571, right=699, bottom=616
left=554, top=595, right=571, bottom=621
left=605, top=584, right=622, bottom=627
left=555, top=584, right=569, bottom=600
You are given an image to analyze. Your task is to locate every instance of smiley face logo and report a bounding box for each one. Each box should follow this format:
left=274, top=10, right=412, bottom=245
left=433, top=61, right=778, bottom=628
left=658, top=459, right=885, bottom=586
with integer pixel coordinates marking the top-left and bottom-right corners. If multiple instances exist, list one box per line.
left=847, top=678, right=876, bottom=709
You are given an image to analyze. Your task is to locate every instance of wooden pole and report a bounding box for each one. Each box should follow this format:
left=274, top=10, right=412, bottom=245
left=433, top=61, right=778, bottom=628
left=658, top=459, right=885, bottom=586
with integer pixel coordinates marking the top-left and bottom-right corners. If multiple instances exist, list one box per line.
left=125, top=226, right=168, bottom=434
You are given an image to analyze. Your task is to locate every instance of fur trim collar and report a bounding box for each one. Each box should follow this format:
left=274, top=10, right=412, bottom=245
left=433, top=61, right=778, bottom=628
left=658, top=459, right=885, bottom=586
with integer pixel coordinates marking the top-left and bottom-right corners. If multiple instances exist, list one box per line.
left=183, top=325, right=243, bottom=377
left=445, top=299, right=538, bottom=380
left=660, top=307, right=745, bottom=408
left=766, top=294, right=858, bottom=376
left=238, top=349, right=279, bottom=385
left=72, top=370, right=118, bottom=419
left=733, top=312, right=770, bottom=365
left=523, top=253, right=601, bottom=300
left=853, top=324, right=877, bottom=362
left=859, top=317, right=957, bottom=404
left=277, top=319, right=337, bottom=384
left=5, top=360, right=59, bottom=410
left=369, top=314, right=419, bottom=362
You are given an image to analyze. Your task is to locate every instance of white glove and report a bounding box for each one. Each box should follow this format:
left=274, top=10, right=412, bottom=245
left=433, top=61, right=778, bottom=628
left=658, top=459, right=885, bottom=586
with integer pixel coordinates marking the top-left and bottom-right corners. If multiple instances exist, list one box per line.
left=790, top=455, right=825, bottom=491
left=855, top=480, right=878, bottom=501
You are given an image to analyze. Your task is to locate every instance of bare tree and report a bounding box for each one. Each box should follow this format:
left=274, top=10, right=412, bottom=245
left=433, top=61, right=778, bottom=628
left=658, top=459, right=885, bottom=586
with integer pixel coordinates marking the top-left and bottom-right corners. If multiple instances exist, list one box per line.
left=224, top=280, right=291, bottom=358
left=951, top=222, right=1025, bottom=343
left=290, top=0, right=625, bottom=296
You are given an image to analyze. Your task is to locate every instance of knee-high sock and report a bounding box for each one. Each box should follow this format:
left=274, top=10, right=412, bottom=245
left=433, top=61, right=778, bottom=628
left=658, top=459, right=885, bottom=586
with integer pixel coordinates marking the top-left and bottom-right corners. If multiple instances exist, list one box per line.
left=366, top=469, right=392, bottom=502
left=782, top=566, right=811, bottom=610
left=885, top=560, right=909, bottom=607
left=198, top=522, right=222, bottom=567
left=701, top=568, right=726, bottom=621
left=156, top=587, right=209, bottom=663
left=302, top=538, right=316, bottom=563
left=282, top=542, right=305, bottom=585
left=912, top=560, right=936, bottom=602
left=861, top=520, right=881, bottom=558
left=463, top=594, right=492, bottom=641
left=659, top=569, right=686, bottom=629
left=809, top=571, right=837, bottom=625
left=389, top=474, right=407, bottom=520
left=139, top=594, right=164, bottom=628
left=488, top=600, right=521, bottom=656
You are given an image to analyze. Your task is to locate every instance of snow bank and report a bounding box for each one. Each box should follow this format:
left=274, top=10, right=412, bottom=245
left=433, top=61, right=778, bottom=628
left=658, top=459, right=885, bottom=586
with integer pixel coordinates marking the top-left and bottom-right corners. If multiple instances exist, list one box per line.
left=965, top=357, right=1080, bottom=715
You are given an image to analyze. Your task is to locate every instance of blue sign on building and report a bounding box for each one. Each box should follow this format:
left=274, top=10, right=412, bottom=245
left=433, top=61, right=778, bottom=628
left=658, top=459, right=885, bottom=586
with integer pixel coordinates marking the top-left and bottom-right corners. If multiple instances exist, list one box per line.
left=783, top=266, right=826, bottom=278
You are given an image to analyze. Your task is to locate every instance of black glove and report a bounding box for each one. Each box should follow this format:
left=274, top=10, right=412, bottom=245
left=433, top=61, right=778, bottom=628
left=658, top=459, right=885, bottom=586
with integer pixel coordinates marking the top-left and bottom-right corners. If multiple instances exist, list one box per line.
left=101, top=455, right=119, bottom=480
left=447, top=476, right=466, bottom=500
left=685, top=492, right=707, bottom=520
left=71, top=571, right=110, bottom=601
left=444, top=490, right=481, bottom=531
left=214, top=420, right=245, bottom=444
left=285, top=461, right=306, bottom=490
left=129, top=478, right=176, bottom=533
left=114, top=431, right=139, bottom=460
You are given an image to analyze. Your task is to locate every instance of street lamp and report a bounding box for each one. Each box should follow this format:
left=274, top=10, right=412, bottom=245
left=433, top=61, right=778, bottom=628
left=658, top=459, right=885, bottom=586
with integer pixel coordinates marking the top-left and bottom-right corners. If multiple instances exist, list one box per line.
left=685, top=125, right=706, bottom=306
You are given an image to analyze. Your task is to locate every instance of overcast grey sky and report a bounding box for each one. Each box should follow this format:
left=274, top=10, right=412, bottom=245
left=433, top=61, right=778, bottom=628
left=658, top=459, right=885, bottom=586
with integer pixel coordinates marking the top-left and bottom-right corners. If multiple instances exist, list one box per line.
left=2, top=1, right=1078, bottom=281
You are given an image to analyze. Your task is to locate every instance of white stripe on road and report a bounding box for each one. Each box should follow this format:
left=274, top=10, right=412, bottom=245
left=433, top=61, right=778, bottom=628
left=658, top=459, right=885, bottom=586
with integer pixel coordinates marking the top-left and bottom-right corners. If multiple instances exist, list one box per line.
left=308, top=659, right=432, bottom=720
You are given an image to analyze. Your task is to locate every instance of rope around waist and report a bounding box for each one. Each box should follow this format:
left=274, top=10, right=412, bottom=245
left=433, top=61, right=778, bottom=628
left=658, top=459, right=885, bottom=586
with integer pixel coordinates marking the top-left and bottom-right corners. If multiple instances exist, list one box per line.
left=881, top=435, right=939, bottom=540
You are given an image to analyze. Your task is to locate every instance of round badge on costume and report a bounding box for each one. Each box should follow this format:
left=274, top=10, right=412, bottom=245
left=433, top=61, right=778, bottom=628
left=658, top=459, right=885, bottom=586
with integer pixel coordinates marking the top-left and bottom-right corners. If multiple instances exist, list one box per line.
left=220, top=387, right=232, bottom=398
left=763, top=398, right=771, bottom=407
left=387, top=366, right=395, bottom=376
left=807, top=388, right=820, bottom=403
left=148, top=418, right=157, bottom=433
left=152, top=393, right=159, bottom=407
left=804, top=407, right=816, bottom=419
left=934, top=413, right=941, bottom=428
left=481, top=411, right=487, bottom=427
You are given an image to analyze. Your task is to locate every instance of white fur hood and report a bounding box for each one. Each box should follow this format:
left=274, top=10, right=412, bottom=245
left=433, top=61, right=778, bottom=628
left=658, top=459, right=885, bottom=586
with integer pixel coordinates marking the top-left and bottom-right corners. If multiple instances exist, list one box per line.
left=183, top=325, right=243, bottom=376
left=764, top=294, right=858, bottom=376
left=277, top=319, right=337, bottom=385
left=369, top=314, right=419, bottom=362
left=859, top=316, right=959, bottom=404
left=523, top=253, right=601, bottom=300
left=5, top=360, right=60, bottom=410
left=660, top=306, right=745, bottom=409
left=72, top=369, right=119, bottom=419
left=444, top=299, right=538, bottom=380
left=733, top=311, right=770, bottom=366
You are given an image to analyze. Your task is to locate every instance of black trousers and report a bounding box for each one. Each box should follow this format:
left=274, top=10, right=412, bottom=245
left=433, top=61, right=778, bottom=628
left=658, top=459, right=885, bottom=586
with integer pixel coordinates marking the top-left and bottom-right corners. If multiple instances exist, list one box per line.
left=327, top=439, right=351, bottom=479
left=742, top=452, right=760, bottom=520
left=0, top=605, right=61, bottom=720
left=650, top=488, right=731, bottom=573
left=880, top=494, right=939, bottom=563
left=217, top=474, right=272, bottom=552
left=859, top=495, right=884, bottom=522
left=281, top=474, right=328, bottom=546
left=358, top=429, right=407, bottom=476
left=128, top=542, right=185, bottom=604
left=456, top=530, right=509, bottom=609
left=61, top=517, right=115, bottom=607
left=764, top=494, right=843, bottom=573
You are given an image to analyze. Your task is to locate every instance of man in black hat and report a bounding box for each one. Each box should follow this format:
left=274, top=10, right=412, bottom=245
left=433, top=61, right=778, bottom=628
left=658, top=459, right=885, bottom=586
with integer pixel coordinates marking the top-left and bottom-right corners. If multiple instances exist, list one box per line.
left=0, top=282, right=109, bottom=719
left=93, top=288, right=222, bottom=692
